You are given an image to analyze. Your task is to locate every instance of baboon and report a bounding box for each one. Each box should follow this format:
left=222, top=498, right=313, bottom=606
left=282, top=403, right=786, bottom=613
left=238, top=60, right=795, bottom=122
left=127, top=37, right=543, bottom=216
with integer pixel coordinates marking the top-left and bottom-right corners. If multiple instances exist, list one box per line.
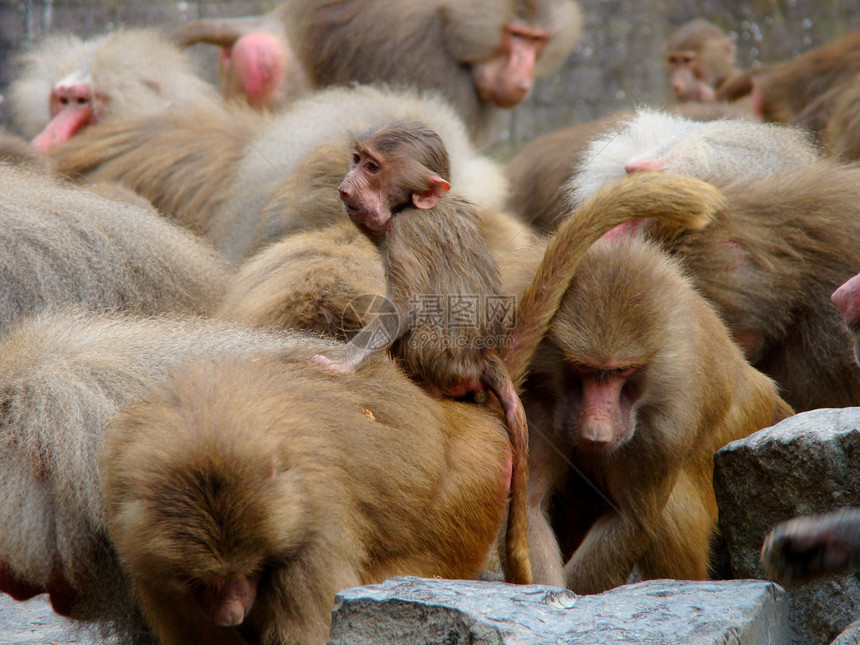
left=504, top=104, right=757, bottom=232
left=761, top=509, right=860, bottom=586
left=103, top=350, right=513, bottom=644
left=0, top=164, right=230, bottom=335
left=717, top=30, right=860, bottom=140
left=0, top=309, right=317, bottom=643
left=664, top=20, right=742, bottom=102
left=501, top=236, right=793, bottom=592
left=571, top=109, right=818, bottom=205
left=307, top=121, right=534, bottom=583
left=638, top=161, right=860, bottom=411
left=171, top=2, right=310, bottom=109
left=218, top=221, right=384, bottom=342
left=8, top=29, right=219, bottom=153
left=572, top=126, right=860, bottom=409
left=280, top=0, right=582, bottom=144
left=53, top=85, right=512, bottom=265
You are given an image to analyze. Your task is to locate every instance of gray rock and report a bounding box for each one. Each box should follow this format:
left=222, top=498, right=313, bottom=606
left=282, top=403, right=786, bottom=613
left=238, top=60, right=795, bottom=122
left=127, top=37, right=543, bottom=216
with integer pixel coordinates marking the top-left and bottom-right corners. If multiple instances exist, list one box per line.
left=328, top=576, right=789, bottom=645
left=833, top=619, right=860, bottom=645
left=714, top=407, right=860, bottom=645
left=0, top=593, right=98, bottom=645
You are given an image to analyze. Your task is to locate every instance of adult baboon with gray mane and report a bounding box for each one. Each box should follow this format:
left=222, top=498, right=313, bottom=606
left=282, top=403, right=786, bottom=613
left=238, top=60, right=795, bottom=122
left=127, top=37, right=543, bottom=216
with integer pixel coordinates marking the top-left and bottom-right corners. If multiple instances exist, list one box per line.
left=0, top=165, right=229, bottom=336
left=8, top=29, right=219, bottom=154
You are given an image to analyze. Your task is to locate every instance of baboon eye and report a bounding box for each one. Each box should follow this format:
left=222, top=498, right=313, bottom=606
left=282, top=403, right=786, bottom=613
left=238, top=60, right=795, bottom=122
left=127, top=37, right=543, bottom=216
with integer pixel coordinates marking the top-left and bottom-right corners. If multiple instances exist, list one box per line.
left=365, top=159, right=380, bottom=173
left=352, top=152, right=361, bottom=165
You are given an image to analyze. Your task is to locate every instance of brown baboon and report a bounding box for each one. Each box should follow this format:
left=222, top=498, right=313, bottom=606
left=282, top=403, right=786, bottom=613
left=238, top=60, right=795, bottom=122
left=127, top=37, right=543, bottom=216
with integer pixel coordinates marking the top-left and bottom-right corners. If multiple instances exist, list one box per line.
left=218, top=221, right=384, bottom=342
left=307, top=121, right=534, bottom=584
left=8, top=29, right=219, bottom=153
left=280, top=0, right=582, bottom=144
left=631, top=161, right=860, bottom=412
left=717, top=30, right=860, bottom=140
left=664, top=20, right=742, bottom=102
left=51, top=85, right=511, bottom=265
left=501, top=236, right=793, bottom=592
left=0, top=164, right=230, bottom=335
left=102, top=350, right=513, bottom=644
left=0, top=310, right=317, bottom=643
left=571, top=125, right=860, bottom=410
left=171, top=3, right=310, bottom=109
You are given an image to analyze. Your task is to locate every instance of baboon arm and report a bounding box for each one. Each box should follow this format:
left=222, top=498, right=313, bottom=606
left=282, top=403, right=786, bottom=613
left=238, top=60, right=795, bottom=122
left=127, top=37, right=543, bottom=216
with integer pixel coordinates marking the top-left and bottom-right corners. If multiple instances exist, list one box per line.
left=562, top=511, right=649, bottom=594
left=528, top=505, right=566, bottom=588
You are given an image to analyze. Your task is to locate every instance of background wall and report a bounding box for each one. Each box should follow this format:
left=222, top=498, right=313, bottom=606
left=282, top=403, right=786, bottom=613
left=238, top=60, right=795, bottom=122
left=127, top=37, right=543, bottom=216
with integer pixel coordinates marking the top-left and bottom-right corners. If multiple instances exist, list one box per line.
left=2, top=0, right=860, bottom=156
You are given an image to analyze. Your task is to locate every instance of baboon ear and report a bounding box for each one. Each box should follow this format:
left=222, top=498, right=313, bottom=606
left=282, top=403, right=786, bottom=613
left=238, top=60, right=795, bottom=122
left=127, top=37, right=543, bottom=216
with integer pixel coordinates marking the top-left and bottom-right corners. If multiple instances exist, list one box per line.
left=412, top=176, right=451, bottom=210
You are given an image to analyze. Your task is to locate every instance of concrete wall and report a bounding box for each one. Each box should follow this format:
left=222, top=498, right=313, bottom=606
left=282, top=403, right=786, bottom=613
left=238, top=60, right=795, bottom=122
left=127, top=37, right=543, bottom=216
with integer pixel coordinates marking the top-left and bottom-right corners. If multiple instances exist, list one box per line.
left=2, top=0, right=860, bottom=155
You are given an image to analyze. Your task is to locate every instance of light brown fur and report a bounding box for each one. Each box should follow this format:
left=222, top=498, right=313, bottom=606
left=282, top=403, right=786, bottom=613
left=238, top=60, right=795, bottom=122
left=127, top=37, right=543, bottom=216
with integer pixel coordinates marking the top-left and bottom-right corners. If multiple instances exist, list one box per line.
left=52, top=104, right=262, bottom=235
left=248, top=139, right=353, bottom=255
left=502, top=235, right=793, bottom=592
left=642, top=160, right=860, bottom=411
left=102, top=349, right=512, bottom=644
left=218, top=222, right=384, bottom=342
